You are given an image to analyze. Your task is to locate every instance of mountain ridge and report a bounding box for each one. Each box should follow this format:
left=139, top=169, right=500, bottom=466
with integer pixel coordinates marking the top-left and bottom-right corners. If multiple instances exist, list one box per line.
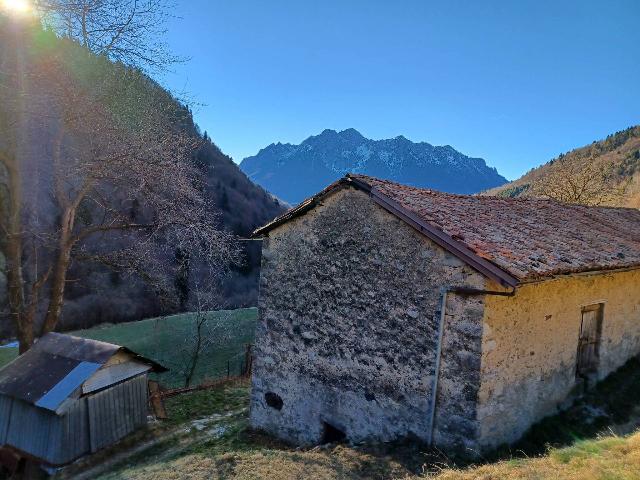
left=240, top=128, right=507, bottom=204
left=484, top=126, right=640, bottom=208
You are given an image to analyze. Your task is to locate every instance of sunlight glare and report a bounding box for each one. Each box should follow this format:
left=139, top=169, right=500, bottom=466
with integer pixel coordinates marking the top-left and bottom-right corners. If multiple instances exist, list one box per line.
left=1, top=0, right=31, bottom=15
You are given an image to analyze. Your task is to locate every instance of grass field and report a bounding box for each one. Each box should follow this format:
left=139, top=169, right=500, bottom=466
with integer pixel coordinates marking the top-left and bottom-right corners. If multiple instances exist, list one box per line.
left=66, top=382, right=640, bottom=480
left=0, top=348, right=17, bottom=369
left=0, top=308, right=258, bottom=388
left=56, top=356, right=640, bottom=479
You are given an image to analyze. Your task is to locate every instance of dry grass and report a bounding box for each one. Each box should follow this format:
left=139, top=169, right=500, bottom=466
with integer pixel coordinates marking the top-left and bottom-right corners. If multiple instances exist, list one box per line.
left=120, top=447, right=413, bottom=480
left=93, top=429, right=640, bottom=480
left=485, top=126, right=640, bottom=208
left=81, top=355, right=640, bottom=480
left=434, top=432, right=640, bottom=480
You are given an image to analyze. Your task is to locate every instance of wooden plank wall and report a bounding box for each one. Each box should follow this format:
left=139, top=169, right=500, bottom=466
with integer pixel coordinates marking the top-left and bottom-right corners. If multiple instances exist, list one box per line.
left=87, top=375, right=148, bottom=452
left=0, top=374, right=148, bottom=465
left=47, top=399, right=90, bottom=464
left=0, top=396, right=12, bottom=444
left=1, top=396, right=90, bottom=465
left=5, top=399, right=58, bottom=463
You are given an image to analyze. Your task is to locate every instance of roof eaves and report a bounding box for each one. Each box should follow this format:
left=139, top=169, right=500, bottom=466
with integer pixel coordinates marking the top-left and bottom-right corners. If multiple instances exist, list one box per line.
left=119, top=347, right=168, bottom=373
left=518, top=263, right=640, bottom=284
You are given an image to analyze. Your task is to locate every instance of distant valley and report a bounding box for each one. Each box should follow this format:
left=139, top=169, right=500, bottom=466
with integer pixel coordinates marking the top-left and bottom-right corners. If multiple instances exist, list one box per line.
left=240, top=128, right=507, bottom=204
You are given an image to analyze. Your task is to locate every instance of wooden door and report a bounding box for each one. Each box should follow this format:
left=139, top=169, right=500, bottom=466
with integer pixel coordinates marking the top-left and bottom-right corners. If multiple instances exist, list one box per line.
left=576, top=304, right=603, bottom=377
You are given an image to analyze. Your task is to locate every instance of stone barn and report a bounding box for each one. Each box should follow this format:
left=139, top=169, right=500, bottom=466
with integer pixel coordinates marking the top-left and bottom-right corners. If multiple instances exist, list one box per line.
left=0, top=333, right=166, bottom=469
left=249, top=173, right=640, bottom=454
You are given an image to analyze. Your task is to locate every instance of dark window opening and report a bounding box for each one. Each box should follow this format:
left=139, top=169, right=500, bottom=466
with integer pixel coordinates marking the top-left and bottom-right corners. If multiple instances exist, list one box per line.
left=264, top=392, right=283, bottom=410
left=321, top=421, right=346, bottom=444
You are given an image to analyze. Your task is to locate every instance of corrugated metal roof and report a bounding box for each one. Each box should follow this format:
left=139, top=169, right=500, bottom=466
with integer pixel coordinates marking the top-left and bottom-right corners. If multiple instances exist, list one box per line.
left=35, top=362, right=102, bottom=411
left=0, top=333, right=165, bottom=414
left=82, top=361, right=152, bottom=395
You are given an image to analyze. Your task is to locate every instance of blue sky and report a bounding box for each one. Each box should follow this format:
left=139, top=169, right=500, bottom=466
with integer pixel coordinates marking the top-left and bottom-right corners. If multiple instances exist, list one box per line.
left=163, top=0, right=639, bottom=180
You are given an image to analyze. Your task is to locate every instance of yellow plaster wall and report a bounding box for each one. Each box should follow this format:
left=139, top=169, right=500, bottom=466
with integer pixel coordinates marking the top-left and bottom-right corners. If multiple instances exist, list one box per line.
left=477, top=270, right=640, bottom=448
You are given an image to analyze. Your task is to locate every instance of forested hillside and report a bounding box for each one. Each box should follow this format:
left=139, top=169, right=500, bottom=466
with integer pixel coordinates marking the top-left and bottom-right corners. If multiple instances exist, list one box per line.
left=195, top=136, right=285, bottom=307
left=486, top=126, right=640, bottom=207
left=0, top=19, right=283, bottom=341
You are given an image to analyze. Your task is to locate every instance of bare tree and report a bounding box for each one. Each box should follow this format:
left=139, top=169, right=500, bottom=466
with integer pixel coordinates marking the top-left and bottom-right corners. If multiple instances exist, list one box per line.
left=0, top=114, right=29, bottom=350
left=36, top=0, right=182, bottom=72
left=1, top=25, right=238, bottom=352
left=168, top=284, right=233, bottom=388
left=534, top=155, right=630, bottom=206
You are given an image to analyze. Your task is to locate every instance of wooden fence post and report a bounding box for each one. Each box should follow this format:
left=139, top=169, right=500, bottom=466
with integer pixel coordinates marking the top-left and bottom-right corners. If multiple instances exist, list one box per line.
left=148, top=380, right=167, bottom=419
left=244, top=344, right=253, bottom=377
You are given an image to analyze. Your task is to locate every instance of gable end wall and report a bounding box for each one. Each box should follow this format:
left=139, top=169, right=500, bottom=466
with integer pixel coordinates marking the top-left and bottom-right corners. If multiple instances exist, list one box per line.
left=250, top=187, right=488, bottom=451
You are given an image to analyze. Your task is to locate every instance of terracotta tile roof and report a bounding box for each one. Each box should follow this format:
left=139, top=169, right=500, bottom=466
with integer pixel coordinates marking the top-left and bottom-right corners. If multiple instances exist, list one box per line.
left=350, top=174, right=640, bottom=282
left=254, top=174, right=640, bottom=284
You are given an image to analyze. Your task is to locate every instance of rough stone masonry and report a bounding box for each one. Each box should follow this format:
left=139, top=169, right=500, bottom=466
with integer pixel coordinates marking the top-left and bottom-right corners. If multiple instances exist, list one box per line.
left=250, top=174, right=640, bottom=455
left=250, top=187, right=487, bottom=452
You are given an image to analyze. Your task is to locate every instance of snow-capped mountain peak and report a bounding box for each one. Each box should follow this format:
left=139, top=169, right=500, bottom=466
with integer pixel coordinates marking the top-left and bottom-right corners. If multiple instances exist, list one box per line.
left=240, top=129, right=507, bottom=204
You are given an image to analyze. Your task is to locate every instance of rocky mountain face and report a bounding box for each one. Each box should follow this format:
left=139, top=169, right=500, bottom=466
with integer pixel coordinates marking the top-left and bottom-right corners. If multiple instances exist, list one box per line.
left=240, top=128, right=507, bottom=204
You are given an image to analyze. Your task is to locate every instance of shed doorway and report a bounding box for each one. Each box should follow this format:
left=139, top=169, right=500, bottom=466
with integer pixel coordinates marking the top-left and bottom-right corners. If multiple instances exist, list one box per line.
left=576, top=304, right=604, bottom=379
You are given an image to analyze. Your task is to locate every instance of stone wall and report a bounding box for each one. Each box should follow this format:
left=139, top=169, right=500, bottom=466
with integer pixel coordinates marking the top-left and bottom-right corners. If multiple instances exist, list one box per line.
left=478, top=270, right=640, bottom=449
left=432, top=291, right=485, bottom=453
left=250, top=186, right=487, bottom=449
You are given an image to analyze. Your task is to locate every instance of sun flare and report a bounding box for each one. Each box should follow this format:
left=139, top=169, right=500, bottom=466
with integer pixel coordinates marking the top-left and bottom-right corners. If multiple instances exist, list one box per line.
left=1, top=0, right=31, bottom=14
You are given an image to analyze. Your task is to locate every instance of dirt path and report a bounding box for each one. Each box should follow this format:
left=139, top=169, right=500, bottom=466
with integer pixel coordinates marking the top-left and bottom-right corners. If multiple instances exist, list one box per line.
left=56, top=409, right=247, bottom=480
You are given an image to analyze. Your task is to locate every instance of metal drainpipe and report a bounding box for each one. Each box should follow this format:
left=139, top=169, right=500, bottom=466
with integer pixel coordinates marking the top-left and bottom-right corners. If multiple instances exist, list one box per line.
left=427, top=285, right=516, bottom=446
left=427, top=288, right=449, bottom=446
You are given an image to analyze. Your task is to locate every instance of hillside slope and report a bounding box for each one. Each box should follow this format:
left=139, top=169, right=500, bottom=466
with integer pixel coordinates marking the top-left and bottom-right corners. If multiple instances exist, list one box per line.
left=57, top=355, right=640, bottom=479
left=240, top=128, right=507, bottom=204
left=0, top=22, right=284, bottom=338
left=486, top=126, right=640, bottom=207
left=193, top=136, right=285, bottom=308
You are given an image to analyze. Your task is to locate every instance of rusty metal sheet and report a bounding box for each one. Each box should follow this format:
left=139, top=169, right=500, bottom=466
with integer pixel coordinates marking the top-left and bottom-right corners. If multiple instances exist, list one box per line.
left=0, top=350, right=80, bottom=406
left=35, top=333, right=119, bottom=364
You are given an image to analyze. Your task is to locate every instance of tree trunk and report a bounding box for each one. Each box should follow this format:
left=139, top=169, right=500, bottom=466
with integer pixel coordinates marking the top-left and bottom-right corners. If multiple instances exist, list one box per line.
left=2, top=153, right=31, bottom=353
left=16, top=310, right=34, bottom=355
left=184, top=317, right=205, bottom=388
left=6, top=231, right=30, bottom=352
left=41, top=208, right=74, bottom=336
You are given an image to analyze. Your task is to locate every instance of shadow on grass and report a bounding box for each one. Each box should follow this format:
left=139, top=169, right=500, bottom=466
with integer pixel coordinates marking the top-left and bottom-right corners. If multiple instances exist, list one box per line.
left=200, top=356, right=640, bottom=477
left=77, top=356, right=640, bottom=479
left=492, top=356, right=640, bottom=460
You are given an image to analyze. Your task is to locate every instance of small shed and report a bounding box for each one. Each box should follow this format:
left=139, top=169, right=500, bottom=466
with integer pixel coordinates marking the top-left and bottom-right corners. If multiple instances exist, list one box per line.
left=0, top=332, right=166, bottom=467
